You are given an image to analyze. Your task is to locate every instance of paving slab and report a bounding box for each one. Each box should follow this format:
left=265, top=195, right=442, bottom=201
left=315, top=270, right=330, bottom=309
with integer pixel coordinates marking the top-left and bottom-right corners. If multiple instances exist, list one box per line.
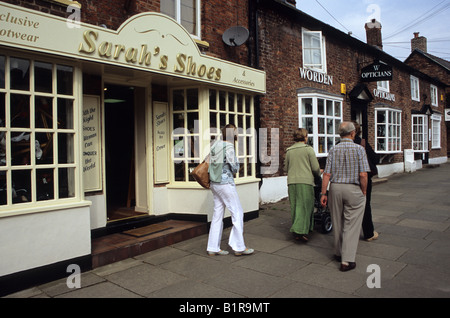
left=4, top=162, right=450, bottom=300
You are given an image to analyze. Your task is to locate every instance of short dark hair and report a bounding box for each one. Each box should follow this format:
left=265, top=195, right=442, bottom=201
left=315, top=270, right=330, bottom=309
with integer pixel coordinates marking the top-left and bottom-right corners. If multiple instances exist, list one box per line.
left=293, top=128, right=308, bottom=142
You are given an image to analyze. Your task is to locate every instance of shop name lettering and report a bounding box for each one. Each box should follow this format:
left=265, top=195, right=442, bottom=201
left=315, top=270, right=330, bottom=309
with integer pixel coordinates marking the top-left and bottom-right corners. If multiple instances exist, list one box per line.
left=299, top=67, right=333, bottom=86
left=361, top=69, right=392, bottom=80
left=78, top=30, right=222, bottom=81
left=373, top=89, right=395, bottom=102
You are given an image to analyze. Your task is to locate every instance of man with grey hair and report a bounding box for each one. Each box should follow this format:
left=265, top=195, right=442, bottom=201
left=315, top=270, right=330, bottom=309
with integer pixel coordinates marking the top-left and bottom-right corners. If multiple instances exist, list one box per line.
left=320, top=122, right=370, bottom=271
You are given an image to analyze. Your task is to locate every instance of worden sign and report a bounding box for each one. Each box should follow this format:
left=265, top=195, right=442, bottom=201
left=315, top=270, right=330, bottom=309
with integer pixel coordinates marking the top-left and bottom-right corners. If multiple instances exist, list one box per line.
left=360, top=61, right=393, bottom=82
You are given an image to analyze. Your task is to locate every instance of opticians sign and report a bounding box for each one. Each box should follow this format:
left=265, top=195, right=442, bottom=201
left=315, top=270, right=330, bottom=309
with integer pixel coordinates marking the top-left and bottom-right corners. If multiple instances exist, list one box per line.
left=0, top=2, right=266, bottom=94
left=360, top=61, right=393, bottom=82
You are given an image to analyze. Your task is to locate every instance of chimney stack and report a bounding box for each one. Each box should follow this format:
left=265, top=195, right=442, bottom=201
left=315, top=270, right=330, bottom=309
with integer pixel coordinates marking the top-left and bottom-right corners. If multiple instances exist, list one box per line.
left=365, top=19, right=383, bottom=50
left=411, top=32, right=427, bottom=53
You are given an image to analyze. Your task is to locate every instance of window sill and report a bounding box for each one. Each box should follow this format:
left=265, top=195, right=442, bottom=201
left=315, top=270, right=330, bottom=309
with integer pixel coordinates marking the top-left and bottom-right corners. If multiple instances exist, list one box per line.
left=375, top=151, right=402, bottom=154
left=0, top=200, right=92, bottom=219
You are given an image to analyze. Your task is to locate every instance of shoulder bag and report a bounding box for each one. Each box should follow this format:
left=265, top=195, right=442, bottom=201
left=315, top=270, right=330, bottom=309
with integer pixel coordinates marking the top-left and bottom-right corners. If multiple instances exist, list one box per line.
left=191, top=155, right=210, bottom=189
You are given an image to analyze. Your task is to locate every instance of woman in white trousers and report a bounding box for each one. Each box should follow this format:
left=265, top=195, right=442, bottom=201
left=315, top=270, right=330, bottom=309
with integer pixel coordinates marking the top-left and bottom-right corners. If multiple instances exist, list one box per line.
left=206, top=124, right=254, bottom=256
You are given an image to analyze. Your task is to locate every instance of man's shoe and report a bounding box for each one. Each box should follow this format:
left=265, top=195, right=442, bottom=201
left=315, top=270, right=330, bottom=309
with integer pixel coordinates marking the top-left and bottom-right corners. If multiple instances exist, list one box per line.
left=234, top=248, right=254, bottom=256
left=366, top=231, right=379, bottom=242
left=340, top=262, right=356, bottom=272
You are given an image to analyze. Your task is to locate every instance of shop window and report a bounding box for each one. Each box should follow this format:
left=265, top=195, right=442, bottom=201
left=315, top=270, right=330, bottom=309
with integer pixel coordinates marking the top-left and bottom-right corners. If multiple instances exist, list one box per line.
left=171, top=88, right=255, bottom=184
left=410, top=76, right=420, bottom=102
left=302, top=29, right=327, bottom=72
left=172, top=88, right=200, bottom=183
left=209, top=89, right=255, bottom=179
left=412, top=115, right=428, bottom=152
left=375, top=108, right=401, bottom=153
left=430, top=85, right=438, bottom=107
left=0, top=55, right=78, bottom=210
left=161, top=0, right=201, bottom=38
left=431, top=114, right=441, bottom=149
left=298, top=94, right=342, bottom=157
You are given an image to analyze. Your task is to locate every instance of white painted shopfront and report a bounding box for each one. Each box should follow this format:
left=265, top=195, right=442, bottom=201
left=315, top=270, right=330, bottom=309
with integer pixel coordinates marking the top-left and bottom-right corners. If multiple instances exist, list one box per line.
left=0, top=2, right=265, bottom=280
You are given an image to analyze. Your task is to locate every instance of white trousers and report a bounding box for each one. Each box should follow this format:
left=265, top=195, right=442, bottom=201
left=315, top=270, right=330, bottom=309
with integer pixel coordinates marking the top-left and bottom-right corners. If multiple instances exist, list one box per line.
left=207, top=183, right=246, bottom=253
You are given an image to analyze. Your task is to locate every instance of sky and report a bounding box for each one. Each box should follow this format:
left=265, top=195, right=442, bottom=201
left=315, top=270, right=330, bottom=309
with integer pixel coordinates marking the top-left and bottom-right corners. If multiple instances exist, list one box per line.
left=295, top=0, right=450, bottom=61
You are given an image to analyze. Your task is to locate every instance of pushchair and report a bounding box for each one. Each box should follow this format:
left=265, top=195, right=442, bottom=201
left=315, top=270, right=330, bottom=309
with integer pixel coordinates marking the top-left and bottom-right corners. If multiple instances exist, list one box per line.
left=313, top=180, right=332, bottom=234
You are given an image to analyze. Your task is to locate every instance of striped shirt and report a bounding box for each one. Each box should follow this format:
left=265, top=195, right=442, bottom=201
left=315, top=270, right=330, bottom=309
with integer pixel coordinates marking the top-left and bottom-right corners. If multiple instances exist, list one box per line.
left=324, top=138, right=371, bottom=185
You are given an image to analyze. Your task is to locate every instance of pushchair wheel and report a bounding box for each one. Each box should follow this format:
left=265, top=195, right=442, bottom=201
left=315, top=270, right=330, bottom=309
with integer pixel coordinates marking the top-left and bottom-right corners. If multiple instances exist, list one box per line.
left=321, top=213, right=332, bottom=233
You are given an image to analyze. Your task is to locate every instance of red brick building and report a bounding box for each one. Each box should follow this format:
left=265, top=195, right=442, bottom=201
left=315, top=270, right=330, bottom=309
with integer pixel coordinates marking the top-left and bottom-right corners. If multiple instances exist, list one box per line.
left=405, top=35, right=450, bottom=157
left=254, top=0, right=447, bottom=202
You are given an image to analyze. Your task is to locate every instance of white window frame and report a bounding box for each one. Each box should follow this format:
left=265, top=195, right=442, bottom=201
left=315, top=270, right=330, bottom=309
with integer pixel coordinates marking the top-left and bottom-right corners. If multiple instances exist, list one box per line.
left=170, top=87, right=256, bottom=185
left=430, top=84, right=438, bottom=107
left=298, top=93, right=342, bottom=157
left=410, top=76, right=420, bottom=102
left=0, top=53, right=81, bottom=215
left=377, top=80, right=389, bottom=92
left=302, top=28, right=327, bottom=73
left=431, top=114, right=441, bottom=149
left=411, top=114, right=428, bottom=152
left=208, top=89, right=256, bottom=181
left=161, top=0, right=201, bottom=39
left=375, top=108, right=402, bottom=154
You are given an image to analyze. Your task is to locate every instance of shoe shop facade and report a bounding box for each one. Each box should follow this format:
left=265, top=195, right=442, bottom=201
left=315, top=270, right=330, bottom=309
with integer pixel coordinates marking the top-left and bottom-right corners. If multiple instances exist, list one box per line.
left=0, top=1, right=265, bottom=286
left=256, top=0, right=448, bottom=203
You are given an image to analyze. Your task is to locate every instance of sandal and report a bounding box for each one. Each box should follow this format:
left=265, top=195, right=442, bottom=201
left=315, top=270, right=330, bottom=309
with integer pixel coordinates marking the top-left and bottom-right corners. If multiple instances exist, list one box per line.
left=294, top=234, right=309, bottom=242
left=234, top=248, right=254, bottom=256
left=207, top=250, right=229, bottom=256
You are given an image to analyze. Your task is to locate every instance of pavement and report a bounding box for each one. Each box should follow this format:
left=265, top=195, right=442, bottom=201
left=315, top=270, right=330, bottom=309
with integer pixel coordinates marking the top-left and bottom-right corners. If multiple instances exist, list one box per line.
left=4, top=162, right=450, bottom=300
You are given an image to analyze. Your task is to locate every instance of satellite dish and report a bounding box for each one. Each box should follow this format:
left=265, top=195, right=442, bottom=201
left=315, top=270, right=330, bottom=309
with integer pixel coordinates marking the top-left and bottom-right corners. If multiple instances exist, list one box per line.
left=222, top=26, right=249, bottom=46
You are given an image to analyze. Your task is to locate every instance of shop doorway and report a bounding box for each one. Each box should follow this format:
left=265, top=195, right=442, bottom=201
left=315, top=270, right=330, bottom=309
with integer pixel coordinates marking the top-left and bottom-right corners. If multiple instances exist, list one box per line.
left=104, top=84, right=146, bottom=221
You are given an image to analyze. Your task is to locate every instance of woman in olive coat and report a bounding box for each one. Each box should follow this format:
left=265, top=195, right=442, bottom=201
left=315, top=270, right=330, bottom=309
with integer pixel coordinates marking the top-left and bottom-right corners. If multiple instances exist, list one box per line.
left=284, top=128, right=321, bottom=242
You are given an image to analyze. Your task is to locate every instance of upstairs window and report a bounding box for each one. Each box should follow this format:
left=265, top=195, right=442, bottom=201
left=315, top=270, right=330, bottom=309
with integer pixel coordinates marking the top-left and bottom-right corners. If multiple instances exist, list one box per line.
left=410, top=76, right=420, bottom=102
left=430, top=85, right=438, bottom=106
left=302, top=29, right=327, bottom=72
left=161, top=0, right=201, bottom=38
left=377, top=81, right=389, bottom=92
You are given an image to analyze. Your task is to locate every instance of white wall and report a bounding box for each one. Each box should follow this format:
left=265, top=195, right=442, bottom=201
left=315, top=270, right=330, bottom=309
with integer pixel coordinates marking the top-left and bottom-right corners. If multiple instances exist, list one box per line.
left=259, top=176, right=288, bottom=204
left=0, top=206, right=91, bottom=277
left=86, top=194, right=107, bottom=229
left=154, top=182, right=260, bottom=221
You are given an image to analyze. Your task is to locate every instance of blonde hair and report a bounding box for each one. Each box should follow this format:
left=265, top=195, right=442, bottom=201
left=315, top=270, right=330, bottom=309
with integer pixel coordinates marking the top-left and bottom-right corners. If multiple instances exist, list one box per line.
left=293, top=128, right=308, bottom=142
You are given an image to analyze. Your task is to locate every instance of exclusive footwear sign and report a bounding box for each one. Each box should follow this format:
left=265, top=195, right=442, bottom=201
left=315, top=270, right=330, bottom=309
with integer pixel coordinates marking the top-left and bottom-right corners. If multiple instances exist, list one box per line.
left=360, top=61, right=393, bottom=82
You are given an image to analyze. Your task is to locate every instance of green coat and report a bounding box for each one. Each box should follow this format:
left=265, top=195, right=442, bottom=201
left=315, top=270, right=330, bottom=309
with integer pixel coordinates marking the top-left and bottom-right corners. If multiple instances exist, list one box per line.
left=284, top=142, right=321, bottom=186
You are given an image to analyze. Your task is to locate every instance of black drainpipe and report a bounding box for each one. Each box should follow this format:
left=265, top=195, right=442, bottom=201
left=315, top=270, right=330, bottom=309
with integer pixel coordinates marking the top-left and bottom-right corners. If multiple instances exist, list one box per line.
left=249, top=0, right=263, bottom=186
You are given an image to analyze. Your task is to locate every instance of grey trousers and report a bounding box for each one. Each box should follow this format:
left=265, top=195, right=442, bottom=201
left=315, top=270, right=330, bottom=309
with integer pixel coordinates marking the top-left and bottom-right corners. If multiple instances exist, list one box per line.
left=329, top=183, right=366, bottom=263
